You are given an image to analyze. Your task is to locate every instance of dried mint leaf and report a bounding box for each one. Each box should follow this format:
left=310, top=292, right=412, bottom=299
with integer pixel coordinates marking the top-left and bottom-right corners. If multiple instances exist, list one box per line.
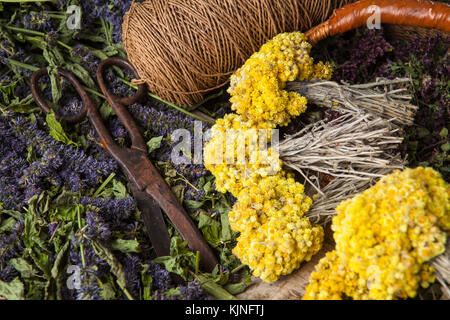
left=0, top=277, right=25, bottom=300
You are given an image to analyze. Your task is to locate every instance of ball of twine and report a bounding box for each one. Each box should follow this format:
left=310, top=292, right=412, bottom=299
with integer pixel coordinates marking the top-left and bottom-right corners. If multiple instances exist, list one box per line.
left=122, top=0, right=352, bottom=107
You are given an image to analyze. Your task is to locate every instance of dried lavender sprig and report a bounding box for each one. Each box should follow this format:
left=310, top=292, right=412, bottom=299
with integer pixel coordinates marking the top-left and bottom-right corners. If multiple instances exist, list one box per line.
left=68, top=237, right=106, bottom=300
left=76, top=0, right=133, bottom=43
left=80, top=196, right=137, bottom=240
left=0, top=114, right=118, bottom=210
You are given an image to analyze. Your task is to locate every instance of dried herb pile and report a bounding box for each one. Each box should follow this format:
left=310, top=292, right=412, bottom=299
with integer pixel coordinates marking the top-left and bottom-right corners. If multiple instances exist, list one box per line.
left=0, top=1, right=448, bottom=301
left=0, top=0, right=246, bottom=300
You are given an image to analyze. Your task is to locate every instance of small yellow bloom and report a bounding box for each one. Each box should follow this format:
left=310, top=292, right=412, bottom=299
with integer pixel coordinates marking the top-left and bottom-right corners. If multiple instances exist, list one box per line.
left=304, top=167, right=449, bottom=300
left=228, top=32, right=332, bottom=128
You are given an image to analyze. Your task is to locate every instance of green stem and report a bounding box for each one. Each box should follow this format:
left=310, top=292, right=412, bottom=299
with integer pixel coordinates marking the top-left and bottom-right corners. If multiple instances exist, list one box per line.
left=6, top=58, right=39, bottom=71
left=5, top=25, right=45, bottom=37
left=93, top=173, right=116, bottom=198
left=195, top=251, right=200, bottom=275
left=5, top=26, right=73, bottom=52
left=49, top=14, right=65, bottom=19
left=57, top=40, right=72, bottom=51
left=117, top=280, right=135, bottom=300
left=82, top=86, right=105, bottom=99
left=231, top=264, right=247, bottom=274
left=6, top=58, right=105, bottom=99
left=77, top=205, right=86, bottom=269
left=187, top=90, right=224, bottom=112
left=118, top=78, right=215, bottom=124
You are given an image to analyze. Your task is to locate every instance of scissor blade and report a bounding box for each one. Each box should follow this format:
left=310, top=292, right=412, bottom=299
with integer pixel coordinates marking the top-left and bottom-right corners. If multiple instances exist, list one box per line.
left=145, top=183, right=219, bottom=272
left=131, top=187, right=171, bottom=257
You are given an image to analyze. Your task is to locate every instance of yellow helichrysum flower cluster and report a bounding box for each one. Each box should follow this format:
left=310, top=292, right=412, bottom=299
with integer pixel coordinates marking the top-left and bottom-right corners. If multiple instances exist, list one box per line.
left=204, top=113, right=280, bottom=196
left=204, top=32, right=331, bottom=282
left=228, top=32, right=333, bottom=128
left=229, top=172, right=323, bottom=282
left=303, top=167, right=450, bottom=300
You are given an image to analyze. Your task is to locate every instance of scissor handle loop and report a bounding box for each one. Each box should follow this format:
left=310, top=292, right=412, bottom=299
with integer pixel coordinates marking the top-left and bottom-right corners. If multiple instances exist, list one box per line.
left=30, top=68, right=91, bottom=123
left=96, top=57, right=147, bottom=106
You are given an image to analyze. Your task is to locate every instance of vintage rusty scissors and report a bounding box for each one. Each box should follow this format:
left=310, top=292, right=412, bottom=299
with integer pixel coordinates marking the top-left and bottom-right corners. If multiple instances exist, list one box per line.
left=30, top=57, right=218, bottom=272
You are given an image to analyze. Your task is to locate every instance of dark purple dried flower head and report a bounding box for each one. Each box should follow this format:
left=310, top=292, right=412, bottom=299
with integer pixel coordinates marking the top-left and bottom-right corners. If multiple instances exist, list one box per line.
left=23, top=10, right=53, bottom=32
left=0, top=265, right=19, bottom=283
left=0, top=114, right=118, bottom=210
left=78, top=0, right=133, bottom=43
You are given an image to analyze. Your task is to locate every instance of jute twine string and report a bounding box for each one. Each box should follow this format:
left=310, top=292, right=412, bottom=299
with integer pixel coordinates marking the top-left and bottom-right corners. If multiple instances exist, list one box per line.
left=122, top=0, right=352, bottom=106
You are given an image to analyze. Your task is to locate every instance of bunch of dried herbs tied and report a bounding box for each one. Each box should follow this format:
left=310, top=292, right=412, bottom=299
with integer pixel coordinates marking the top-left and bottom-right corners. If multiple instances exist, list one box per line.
left=282, top=78, right=417, bottom=222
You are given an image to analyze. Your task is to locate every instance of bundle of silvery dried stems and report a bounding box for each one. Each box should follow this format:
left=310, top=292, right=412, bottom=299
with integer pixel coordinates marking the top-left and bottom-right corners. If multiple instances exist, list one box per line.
left=280, top=78, right=414, bottom=222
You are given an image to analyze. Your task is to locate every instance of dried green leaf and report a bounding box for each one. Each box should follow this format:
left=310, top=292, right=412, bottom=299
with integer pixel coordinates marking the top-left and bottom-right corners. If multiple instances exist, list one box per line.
left=196, top=273, right=237, bottom=300
left=220, top=212, right=233, bottom=242
left=111, top=239, right=141, bottom=253
left=202, top=181, right=212, bottom=194
left=0, top=217, right=16, bottom=233
left=10, top=258, right=36, bottom=279
left=0, top=277, right=25, bottom=300
left=112, top=179, right=128, bottom=199
left=198, top=213, right=221, bottom=248
left=99, top=101, right=115, bottom=119
left=141, top=265, right=153, bottom=301
left=45, top=111, right=77, bottom=147
left=184, top=200, right=205, bottom=211
left=64, top=63, right=96, bottom=89
left=91, top=240, right=127, bottom=289
left=171, top=184, right=186, bottom=203
left=153, top=237, right=196, bottom=281
left=99, top=281, right=117, bottom=300
left=147, top=136, right=163, bottom=154
left=51, top=240, right=70, bottom=280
